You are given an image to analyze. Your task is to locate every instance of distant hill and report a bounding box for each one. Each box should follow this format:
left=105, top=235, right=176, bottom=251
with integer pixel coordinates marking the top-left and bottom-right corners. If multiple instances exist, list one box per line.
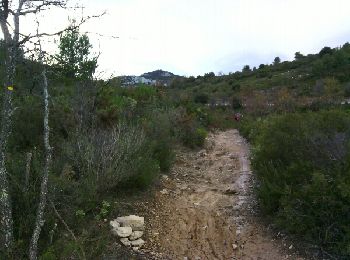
left=119, top=70, right=178, bottom=87
left=141, top=69, right=177, bottom=81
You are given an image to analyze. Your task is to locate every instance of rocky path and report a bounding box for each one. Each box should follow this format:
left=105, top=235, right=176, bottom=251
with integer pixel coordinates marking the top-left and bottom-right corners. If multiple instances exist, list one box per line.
left=141, top=130, right=303, bottom=260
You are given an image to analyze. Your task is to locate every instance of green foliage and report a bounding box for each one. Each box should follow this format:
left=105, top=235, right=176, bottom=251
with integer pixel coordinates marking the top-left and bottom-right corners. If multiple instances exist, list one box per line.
left=344, top=82, right=350, bottom=97
left=251, top=110, right=350, bottom=256
left=75, top=209, right=86, bottom=219
left=146, top=110, right=175, bottom=172
left=242, top=65, right=251, bottom=73
left=181, top=124, right=208, bottom=148
left=55, top=26, right=97, bottom=79
left=194, top=93, right=209, bottom=104
left=319, top=46, right=334, bottom=57
left=294, top=52, right=304, bottom=60
left=231, top=96, right=242, bottom=109
left=95, top=201, right=111, bottom=220
left=129, top=84, right=157, bottom=102
left=96, top=86, right=137, bottom=125
left=273, top=56, right=281, bottom=65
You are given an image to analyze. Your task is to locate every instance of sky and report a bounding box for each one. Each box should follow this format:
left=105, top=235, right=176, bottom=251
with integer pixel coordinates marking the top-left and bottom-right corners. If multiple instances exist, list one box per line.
left=16, top=0, right=350, bottom=77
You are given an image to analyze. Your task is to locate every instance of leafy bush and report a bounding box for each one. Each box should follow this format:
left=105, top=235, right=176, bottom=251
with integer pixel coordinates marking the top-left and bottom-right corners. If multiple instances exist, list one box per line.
left=251, top=110, right=350, bottom=256
left=181, top=125, right=208, bottom=148
left=344, top=82, right=350, bottom=97
left=194, top=93, right=209, bottom=104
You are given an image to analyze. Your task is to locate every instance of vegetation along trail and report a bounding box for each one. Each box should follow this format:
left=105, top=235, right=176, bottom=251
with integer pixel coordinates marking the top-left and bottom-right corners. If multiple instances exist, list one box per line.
left=142, top=130, right=303, bottom=260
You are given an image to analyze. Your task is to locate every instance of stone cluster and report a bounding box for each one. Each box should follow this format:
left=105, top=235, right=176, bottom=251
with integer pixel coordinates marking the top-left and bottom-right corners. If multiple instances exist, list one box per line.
left=110, top=215, right=145, bottom=251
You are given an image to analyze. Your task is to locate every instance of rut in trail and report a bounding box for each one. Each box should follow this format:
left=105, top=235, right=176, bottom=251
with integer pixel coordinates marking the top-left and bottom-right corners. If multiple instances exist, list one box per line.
left=143, top=130, right=304, bottom=260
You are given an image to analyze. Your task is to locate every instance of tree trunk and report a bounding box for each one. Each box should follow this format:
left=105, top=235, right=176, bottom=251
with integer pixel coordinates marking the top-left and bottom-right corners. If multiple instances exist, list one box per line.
left=0, top=0, right=24, bottom=249
left=29, top=66, right=52, bottom=260
left=0, top=36, right=16, bottom=255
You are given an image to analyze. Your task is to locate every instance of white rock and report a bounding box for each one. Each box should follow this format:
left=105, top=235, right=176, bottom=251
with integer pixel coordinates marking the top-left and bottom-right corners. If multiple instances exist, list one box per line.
left=232, top=243, right=238, bottom=250
left=116, top=215, right=144, bottom=231
left=129, top=231, right=144, bottom=241
left=113, top=226, right=132, bottom=238
left=132, top=247, right=139, bottom=251
left=161, top=175, right=169, bottom=181
left=109, top=219, right=120, bottom=229
left=120, top=237, right=131, bottom=246
left=160, top=189, right=169, bottom=195
left=130, top=238, right=145, bottom=247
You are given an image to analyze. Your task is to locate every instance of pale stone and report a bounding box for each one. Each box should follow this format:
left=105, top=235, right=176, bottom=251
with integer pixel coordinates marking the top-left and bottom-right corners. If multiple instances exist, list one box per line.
left=109, top=219, right=120, bottom=229
left=160, top=189, right=169, bottom=195
left=116, top=215, right=144, bottom=231
left=129, top=231, right=144, bottom=241
left=120, top=237, right=131, bottom=246
left=130, top=238, right=145, bottom=247
left=113, top=226, right=132, bottom=238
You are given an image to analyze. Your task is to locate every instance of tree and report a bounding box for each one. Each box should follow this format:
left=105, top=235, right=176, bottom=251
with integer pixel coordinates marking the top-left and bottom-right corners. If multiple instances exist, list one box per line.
left=273, top=56, right=281, bottom=65
left=55, top=26, right=97, bottom=79
left=242, top=65, right=251, bottom=73
left=319, top=46, right=333, bottom=57
left=0, top=0, right=66, bottom=253
left=204, top=72, right=215, bottom=79
left=294, top=52, right=304, bottom=61
left=258, top=64, right=266, bottom=69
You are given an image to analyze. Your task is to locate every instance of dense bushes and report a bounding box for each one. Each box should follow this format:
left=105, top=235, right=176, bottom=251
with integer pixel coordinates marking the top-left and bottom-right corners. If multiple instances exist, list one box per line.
left=2, top=76, right=182, bottom=258
left=250, top=110, right=350, bottom=256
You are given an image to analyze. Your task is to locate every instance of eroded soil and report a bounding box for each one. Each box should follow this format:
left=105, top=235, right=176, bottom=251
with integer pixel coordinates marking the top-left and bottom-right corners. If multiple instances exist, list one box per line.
left=140, top=130, right=304, bottom=260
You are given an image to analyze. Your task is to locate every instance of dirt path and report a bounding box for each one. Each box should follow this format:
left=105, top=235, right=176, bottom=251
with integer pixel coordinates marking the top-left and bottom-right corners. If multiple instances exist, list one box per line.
left=142, top=130, right=303, bottom=260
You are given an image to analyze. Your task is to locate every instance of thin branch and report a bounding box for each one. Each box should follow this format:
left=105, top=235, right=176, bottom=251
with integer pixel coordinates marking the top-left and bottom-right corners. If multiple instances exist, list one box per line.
left=17, top=11, right=106, bottom=45
left=49, top=199, right=86, bottom=260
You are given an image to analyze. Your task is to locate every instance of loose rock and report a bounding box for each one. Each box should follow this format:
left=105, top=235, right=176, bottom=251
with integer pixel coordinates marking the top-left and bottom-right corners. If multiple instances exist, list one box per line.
left=120, top=237, right=131, bottom=246
left=130, top=238, right=145, bottom=247
left=160, top=189, right=169, bottom=195
left=113, top=226, right=132, bottom=238
left=129, top=231, right=144, bottom=241
left=109, top=219, right=120, bottom=229
left=116, top=215, right=145, bottom=231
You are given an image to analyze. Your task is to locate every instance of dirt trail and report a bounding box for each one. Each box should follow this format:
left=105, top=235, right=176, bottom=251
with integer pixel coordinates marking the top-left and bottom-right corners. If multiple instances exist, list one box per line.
left=142, top=130, right=303, bottom=260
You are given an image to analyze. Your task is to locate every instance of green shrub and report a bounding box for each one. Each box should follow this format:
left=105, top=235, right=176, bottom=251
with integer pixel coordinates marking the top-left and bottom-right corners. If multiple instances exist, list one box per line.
left=344, top=82, right=350, bottom=97
left=119, top=154, right=160, bottom=189
left=194, top=93, right=209, bottom=104
left=251, top=110, right=350, bottom=256
left=145, top=110, right=175, bottom=172
left=181, top=126, right=208, bottom=148
left=194, top=128, right=208, bottom=147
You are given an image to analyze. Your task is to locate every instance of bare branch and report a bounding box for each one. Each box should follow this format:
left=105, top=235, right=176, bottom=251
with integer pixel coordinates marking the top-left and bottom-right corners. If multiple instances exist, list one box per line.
left=17, top=11, right=106, bottom=46
left=49, top=199, right=86, bottom=260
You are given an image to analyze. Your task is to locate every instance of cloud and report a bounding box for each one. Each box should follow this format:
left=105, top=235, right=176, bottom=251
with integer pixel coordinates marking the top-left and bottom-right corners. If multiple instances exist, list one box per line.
left=8, top=0, right=350, bottom=77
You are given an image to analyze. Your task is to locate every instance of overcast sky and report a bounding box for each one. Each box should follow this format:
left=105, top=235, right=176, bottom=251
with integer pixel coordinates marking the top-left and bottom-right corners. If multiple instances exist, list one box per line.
left=20, top=0, right=350, bottom=77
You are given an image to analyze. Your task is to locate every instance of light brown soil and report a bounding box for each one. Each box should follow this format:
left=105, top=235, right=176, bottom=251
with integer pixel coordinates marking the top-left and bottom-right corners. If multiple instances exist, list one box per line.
left=141, top=130, right=305, bottom=260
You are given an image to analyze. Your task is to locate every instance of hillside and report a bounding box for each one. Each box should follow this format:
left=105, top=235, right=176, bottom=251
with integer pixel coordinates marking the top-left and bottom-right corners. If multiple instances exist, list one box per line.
left=169, top=44, right=350, bottom=115
left=162, top=43, right=350, bottom=259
